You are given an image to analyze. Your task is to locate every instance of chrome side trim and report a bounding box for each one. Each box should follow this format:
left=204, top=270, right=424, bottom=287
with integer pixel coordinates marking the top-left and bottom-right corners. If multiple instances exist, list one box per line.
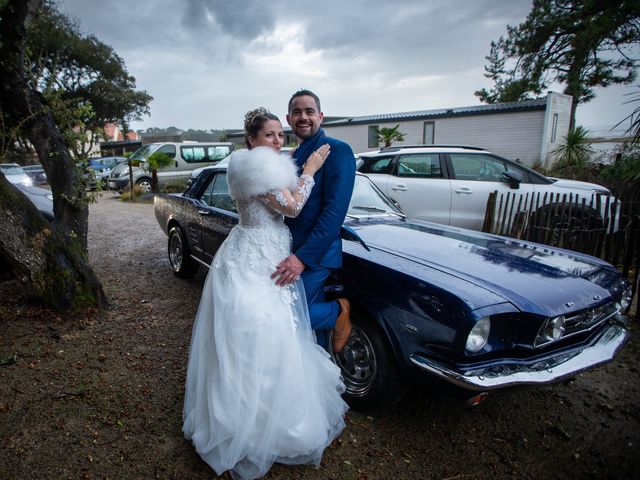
left=191, top=255, right=211, bottom=269
left=410, top=323, right=629, bottom=391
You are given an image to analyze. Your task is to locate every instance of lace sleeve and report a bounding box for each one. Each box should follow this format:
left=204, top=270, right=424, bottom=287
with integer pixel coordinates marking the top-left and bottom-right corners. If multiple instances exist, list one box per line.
left=259, top=175, right=315, bottom=218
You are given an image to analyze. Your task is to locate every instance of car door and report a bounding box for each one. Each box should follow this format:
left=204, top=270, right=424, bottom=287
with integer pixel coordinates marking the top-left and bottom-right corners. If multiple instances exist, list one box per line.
left=447, top=153, right=535, bottom=230
left=195, top=172, right=238, bottom=265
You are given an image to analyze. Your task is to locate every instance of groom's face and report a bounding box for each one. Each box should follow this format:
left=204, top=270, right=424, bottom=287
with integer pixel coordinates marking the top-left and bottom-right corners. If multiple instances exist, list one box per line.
left=287, top=95, right=324, bottom=140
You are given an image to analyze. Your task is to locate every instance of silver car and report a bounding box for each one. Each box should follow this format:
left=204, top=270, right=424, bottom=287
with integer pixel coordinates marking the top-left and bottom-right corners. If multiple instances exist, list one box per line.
left=358, top=145, right=614, bottom=230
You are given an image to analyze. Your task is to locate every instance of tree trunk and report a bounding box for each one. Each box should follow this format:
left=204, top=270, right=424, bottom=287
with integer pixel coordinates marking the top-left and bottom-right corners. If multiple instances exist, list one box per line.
left=0, top=0, right=107, bottom=310
left=0, top=177, right=107, bottom=309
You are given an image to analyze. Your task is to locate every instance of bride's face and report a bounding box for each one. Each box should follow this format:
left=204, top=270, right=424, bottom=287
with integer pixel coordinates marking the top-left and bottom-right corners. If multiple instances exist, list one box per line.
left=249, top=120, right=285, bottom=151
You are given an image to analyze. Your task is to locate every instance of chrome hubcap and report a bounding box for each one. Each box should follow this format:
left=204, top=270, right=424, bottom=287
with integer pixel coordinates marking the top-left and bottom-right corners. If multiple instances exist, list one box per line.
left=169, top=232, right=183, bottom=271
left=331, top=324, right=377, bottom=397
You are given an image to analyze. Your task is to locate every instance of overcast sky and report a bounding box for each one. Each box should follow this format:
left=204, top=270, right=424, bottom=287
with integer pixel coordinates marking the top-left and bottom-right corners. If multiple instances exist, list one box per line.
left=57, top=0, right=639, bottom=135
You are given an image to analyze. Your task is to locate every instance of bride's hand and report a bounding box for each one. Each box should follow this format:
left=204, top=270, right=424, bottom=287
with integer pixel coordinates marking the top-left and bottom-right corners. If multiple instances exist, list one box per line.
left=303, top=144, right=330, bottom=175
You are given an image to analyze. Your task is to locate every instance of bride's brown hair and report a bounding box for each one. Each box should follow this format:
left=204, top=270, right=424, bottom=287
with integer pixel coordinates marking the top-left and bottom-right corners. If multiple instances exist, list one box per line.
left=244, top=107, right=281, bottom=149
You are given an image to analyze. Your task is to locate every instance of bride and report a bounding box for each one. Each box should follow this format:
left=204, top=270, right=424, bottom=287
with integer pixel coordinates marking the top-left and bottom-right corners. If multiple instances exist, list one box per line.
left=182, top=107, right=348, bottom=479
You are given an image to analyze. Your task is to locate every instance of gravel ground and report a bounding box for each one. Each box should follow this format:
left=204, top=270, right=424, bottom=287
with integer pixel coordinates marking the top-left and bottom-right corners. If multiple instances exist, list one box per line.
left=0, top=193, right=639, bottom=479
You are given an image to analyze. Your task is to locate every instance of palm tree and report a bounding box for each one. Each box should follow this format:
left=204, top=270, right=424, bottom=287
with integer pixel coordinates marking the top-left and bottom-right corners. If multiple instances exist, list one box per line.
left=377, top=125, right=405, bottom=148
left=146, top=151, right=174, bottom=192
left=550, top=126, right=593, bottom=175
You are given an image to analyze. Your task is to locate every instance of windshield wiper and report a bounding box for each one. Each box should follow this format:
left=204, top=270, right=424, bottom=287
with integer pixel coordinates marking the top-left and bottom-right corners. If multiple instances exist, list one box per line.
left=352, top=205, right=388, bottom=212
left=352, top=205, right=406, bottom=218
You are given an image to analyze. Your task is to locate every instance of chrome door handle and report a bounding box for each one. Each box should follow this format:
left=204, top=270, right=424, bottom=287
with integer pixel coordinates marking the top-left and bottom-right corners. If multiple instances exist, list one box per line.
left=454, top=187, right=473, bottom=194
left=391, top=184, right=408, bottom=191
left=197, top=210, right=211, bottom=215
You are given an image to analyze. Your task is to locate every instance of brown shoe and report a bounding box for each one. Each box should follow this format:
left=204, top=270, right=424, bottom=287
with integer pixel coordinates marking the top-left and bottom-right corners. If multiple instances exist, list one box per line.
left=332, top=298, right=352, bottom=353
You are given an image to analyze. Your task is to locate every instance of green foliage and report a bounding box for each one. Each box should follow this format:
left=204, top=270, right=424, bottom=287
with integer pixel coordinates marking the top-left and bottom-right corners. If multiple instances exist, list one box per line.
left=615, top=86, right=640, bottom=145
left=138, top=126, right=228, bottom=142
left=146, top=151, right=173, bottom=171
left=601, top=142, right=640, bottom=183
left=19, top=0, right=152, bottom=159
left=377, top=125, right=405, bottom=148
left=549, top=126, right=594, bottom=176
left=476, top=0, right=640, bottom=127
left=146, top=151, right=173, bottom=192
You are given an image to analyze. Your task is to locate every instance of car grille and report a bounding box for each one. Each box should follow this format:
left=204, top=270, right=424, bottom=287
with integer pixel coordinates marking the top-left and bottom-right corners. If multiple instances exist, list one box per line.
left=563, top=302, right=619, bottom=338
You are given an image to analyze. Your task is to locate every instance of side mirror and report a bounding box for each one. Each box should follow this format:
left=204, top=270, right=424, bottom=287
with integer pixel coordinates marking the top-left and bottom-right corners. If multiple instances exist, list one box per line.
left=502, top=170, right=523, bottom=189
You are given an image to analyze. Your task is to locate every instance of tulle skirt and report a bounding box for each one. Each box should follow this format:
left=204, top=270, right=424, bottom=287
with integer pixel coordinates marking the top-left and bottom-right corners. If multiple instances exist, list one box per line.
left=183, top=224, right=348, bottom=480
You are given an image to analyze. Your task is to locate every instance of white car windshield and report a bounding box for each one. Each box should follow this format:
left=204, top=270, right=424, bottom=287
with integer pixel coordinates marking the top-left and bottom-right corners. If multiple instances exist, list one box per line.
left=0, top=164, right=26, bottom=175
left=348, top=176, right=404, bottom=217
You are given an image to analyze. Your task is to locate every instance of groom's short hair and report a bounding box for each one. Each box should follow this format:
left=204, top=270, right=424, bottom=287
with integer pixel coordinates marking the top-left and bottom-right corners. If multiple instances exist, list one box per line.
left=288, top=89, right=321, bottom=113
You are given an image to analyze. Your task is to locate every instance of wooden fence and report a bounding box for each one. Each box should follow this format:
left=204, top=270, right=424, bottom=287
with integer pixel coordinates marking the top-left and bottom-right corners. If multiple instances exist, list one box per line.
left=483, top=187, right=640, bottom=316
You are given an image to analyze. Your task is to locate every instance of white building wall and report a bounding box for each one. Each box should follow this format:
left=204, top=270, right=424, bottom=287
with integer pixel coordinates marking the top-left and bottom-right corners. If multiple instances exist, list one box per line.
left=434, top=111, right=545, bottom=165
left=325, top=110, right=547, bottom=165
left=540, top=92, right=573, bottom=166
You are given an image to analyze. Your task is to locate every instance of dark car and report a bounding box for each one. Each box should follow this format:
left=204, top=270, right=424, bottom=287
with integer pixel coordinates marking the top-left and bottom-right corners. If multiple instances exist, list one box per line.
left=14, top=183, right=54, bottom=221
left=154, top=166, right=631, bottom=410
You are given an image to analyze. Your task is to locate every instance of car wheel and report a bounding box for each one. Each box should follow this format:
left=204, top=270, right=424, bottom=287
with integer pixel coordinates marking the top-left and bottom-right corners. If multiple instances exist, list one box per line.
left=167, top=226, right=199, bottom=278
left=136, top=178, right=152, bottom=193
left=330, top=314, right=405, bottom=411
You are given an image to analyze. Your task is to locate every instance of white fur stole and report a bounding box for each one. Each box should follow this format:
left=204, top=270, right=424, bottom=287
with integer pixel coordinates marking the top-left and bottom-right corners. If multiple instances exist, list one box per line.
left=227, top=147, right=299, bottom=200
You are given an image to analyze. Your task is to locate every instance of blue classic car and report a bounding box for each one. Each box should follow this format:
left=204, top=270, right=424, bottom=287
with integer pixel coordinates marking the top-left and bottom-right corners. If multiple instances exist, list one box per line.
left=154, top=164, right=632, bottom=410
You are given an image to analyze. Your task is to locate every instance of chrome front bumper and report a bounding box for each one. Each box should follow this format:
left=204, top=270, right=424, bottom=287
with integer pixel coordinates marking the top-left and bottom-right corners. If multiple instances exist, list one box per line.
left=409, top=323, right=629, bottom=391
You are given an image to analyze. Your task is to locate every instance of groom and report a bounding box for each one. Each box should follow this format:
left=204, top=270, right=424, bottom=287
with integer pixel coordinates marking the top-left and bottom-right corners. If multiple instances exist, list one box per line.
left=272, top=89, right=356, bottom=352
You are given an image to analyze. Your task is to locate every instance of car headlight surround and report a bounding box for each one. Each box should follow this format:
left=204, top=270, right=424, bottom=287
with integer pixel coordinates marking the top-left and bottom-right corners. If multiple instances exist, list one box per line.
left=465, top=316, right=491, bottom=353
left=535, top=315, right=566, bottom=347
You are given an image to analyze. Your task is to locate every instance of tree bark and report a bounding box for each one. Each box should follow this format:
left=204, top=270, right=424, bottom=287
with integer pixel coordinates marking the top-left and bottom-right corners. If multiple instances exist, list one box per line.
left=0, top=0, right=107, bottom=310
left=0, top=177, right=107, bottom=309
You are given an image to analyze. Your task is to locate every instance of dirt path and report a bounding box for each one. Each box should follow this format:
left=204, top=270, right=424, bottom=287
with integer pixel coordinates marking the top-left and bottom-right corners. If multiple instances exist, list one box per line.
left=1, top=193, right=639, bottom=479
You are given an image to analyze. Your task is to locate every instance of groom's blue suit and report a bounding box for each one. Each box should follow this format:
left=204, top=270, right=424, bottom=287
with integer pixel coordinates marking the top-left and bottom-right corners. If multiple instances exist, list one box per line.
left=286, top=128, right=356, bottom=347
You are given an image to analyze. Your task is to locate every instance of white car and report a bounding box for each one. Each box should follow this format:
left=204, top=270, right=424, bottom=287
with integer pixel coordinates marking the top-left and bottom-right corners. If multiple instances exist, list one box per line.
left=358, top=145, right=613, bottom=230
left=0, top=163, right=33, bottom=187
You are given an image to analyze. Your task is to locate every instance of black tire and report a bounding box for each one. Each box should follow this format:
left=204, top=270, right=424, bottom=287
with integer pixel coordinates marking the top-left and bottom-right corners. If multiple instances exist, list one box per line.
left=330, top=313, right=405, bottom=411
left=167, top=226, right=199, bottom=278
left=136, top=177, right=152, bottom=193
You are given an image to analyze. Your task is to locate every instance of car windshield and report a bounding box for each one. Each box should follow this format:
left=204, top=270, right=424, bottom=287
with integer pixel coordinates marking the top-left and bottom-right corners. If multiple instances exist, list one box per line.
left=348, top=175, right=403, bottom=217
left=0, top=164, right=26, bottom=175
left=129, top=144, right=157, bottom=161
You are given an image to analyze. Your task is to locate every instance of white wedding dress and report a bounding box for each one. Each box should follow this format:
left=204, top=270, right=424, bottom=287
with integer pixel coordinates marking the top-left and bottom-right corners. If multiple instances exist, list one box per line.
left=182, top=147, right=348, bottom=480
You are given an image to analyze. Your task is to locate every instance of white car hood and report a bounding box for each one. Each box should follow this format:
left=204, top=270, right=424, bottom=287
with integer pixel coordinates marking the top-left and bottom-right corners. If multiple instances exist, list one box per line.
left=549, top=177, right=610, bottom=193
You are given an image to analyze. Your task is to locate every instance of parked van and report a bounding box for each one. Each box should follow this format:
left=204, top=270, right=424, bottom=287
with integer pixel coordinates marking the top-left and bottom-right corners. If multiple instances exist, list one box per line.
left=107, top=142, right=233, bottom=192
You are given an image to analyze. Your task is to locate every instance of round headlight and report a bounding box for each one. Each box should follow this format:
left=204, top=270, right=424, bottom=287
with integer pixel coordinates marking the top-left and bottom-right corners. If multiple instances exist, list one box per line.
left=466, top=317, right=491, bottom=353
left=620, top=287, right=632, bottom=312
left=545, top=316, right=566, bottom=341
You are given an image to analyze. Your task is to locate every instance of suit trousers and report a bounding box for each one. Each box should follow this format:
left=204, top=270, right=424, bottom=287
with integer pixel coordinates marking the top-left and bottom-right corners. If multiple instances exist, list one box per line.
left=301, top=266, right=339, bottom=349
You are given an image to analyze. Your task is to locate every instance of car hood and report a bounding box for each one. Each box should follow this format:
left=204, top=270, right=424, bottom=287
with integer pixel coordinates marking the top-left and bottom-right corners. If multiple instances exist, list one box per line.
left=14, top=184, right=54, bottom=219
left=549, top=177, right=610, bottom=193
left=348, top=219, right=619, bottom=316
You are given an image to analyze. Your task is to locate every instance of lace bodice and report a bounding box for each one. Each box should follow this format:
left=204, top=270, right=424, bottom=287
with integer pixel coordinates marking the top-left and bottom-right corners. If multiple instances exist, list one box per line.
left=236, top=197, right=285, bottom=229
left=235, top=175, right=315, bottom=229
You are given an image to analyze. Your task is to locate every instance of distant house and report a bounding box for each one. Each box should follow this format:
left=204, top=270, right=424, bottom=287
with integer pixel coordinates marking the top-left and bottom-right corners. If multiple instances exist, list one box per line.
left=99, top=122, right=142, bottom=157
left=323, top=92, right=572, bottom=167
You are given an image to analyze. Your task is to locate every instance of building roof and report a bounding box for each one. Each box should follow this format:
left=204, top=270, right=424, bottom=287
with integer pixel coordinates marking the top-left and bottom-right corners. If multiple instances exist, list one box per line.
left=323, top=98, right=548, bottom=127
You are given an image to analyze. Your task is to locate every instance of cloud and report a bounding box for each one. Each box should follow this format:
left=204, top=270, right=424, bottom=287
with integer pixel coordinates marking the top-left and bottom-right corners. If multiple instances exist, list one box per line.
left=55, top=0, right=639, bottom=131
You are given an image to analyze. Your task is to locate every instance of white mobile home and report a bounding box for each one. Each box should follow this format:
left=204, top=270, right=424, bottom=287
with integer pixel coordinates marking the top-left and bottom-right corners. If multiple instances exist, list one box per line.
left=323, top=92, right=572, bottom=167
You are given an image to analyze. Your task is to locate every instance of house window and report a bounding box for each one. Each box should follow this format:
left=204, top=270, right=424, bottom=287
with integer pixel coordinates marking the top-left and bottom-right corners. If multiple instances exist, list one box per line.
left=551, top=113, right=559, bottom=143
left=368, top=126, right=379, bottom=148
left=423, top=122, right=435, bottom=144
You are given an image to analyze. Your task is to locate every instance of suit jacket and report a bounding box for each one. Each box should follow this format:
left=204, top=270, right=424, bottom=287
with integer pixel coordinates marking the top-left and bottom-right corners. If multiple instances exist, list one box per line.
left=285, top=128, right=356, bottom=269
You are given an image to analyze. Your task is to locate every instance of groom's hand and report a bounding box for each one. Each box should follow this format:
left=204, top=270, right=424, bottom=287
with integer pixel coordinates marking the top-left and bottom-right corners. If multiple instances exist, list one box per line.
left=272, top=254, right=305, bottom=286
